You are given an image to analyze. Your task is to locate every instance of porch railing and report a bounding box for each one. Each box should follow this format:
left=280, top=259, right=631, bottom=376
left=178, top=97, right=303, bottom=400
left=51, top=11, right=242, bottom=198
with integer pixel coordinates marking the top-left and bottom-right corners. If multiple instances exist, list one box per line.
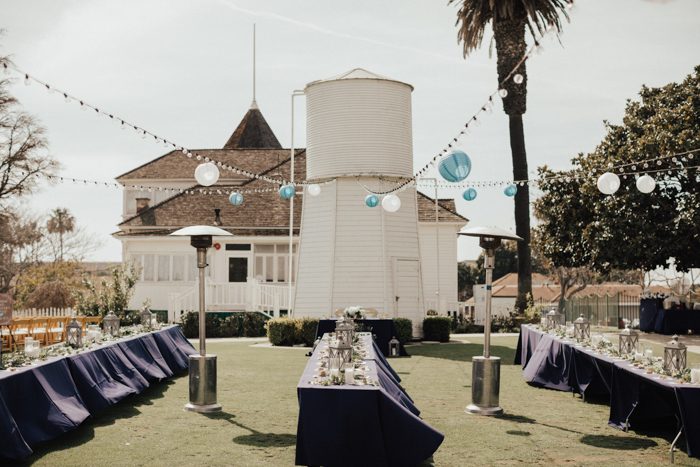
left=167, top=280, right=293, bottom=322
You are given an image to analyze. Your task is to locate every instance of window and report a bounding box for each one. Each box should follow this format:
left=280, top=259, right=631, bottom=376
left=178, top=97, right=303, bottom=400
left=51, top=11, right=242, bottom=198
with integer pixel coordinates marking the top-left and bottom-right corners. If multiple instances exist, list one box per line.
left=157, top=255, right=170, bottom=281
left=172, top=255, right=185, bottom=281
left=143, top=255, right=155, bottom=281
left=225, top=244, right=251, bottom=251
left=253, top=243, right=297, bottom=283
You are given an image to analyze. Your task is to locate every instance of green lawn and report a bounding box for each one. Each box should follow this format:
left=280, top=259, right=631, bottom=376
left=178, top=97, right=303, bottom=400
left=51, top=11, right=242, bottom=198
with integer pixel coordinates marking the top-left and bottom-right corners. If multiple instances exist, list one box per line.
left=24, top=336, right=700, bottom=466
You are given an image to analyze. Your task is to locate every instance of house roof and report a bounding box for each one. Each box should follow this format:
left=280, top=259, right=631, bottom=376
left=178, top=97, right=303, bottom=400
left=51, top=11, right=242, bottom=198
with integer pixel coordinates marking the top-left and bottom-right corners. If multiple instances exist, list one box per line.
left=119, top=152, right=306, bottom=234
left=115, top=148, right=294, bottom=181
left=223, top=105, right=282, bottom=149
left=306, top=67, right=414, bottom=91
left=416, top=193, right=468, bottom=223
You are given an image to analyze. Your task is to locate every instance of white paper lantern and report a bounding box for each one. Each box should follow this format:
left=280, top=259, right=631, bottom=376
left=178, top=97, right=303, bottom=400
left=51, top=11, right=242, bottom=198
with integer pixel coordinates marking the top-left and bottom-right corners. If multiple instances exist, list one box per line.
left=307, top=184, right=321, bottom=197
left=596, top=172, right=620, bottom=195
left=381, top=194, right=401, bottom=212
left=194, top=162, right=220, bottom=186
left=636, top=174, right=656, bottom=193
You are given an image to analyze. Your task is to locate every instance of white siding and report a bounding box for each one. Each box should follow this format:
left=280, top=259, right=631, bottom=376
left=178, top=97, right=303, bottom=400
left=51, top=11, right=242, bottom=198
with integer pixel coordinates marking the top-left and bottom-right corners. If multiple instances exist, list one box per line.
left=305, top=79, right=414, bottom=179
left=418, top=223, right=462, bottom=313
left=295, top=178, right=425, bottom=326
left=293, top=181, right=337, bottom=317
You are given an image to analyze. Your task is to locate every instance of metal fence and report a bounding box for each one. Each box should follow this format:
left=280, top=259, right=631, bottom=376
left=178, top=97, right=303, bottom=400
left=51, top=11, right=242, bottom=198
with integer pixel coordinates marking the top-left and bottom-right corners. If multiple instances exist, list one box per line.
left=563, top=294, right=639, bottom=327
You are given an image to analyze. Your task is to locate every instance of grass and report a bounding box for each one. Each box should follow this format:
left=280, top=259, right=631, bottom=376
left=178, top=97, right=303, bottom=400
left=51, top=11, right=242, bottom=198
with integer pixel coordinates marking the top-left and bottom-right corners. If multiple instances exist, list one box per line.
left=21, top=335, right=700, bottom=466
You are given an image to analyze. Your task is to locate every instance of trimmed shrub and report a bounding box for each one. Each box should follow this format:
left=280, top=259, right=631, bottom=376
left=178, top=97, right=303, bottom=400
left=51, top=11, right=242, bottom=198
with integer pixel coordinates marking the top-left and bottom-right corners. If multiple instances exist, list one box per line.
left=179, top=311, right=268, bottom=338
left=242, top=313, right=267, bottom=337
left=266, top=318, right=298, bottom=346
left=266, top=317, right=320, bottom=347
left=393, top=318, right=413, bottom=344
left=423, top=317, right=451, bottom=342
left=297, top=318, right=319, bottom=347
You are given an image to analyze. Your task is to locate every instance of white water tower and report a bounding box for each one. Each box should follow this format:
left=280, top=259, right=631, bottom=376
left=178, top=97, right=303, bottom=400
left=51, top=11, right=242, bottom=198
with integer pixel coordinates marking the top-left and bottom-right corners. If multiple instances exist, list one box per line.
left=294, top=68, right=425, bottom=336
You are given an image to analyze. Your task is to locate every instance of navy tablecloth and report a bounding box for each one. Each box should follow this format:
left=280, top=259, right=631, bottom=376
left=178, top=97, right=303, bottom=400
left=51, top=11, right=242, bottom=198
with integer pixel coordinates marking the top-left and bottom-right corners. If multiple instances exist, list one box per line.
left=295, top=334, right=442, bottom=466
left=316, top=319, right=408, bottom=357
left=0, top=326, right=195, bottom=461
left=519, top=325, right=700, bottom=458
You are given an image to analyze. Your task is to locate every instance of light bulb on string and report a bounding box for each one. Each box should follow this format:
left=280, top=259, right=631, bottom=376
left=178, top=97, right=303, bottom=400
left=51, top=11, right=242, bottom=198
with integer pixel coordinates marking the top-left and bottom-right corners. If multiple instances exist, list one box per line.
left=498, top=89, right=508, bottom=98
left=306, top=184, right=321, bottom=197
left=513, top=74, right=524, bottom=84
left=24, top=74, right=30, bottom=86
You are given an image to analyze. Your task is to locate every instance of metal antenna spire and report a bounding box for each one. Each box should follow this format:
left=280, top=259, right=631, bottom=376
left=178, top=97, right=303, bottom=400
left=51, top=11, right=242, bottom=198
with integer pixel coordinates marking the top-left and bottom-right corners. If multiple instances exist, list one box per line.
left=251, top=23, right=258, bottom=109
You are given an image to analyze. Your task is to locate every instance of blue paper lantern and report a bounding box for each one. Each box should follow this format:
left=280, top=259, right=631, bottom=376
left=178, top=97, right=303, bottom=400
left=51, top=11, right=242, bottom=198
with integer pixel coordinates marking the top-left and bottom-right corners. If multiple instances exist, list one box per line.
left=365, top=194, right=379, bottom=208
left=504, top=184, right=518, bottom=197
left=279, top=184, right=296, bottom=200
left=439, top=150, right=472, bottom=183
left=228, top=192, right=244, bottom=206
left=462, top=188, right=477, bottom=201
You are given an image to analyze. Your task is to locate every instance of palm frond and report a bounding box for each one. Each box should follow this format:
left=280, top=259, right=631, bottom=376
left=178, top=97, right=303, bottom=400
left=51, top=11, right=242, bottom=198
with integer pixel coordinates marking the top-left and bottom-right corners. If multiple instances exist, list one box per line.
left=449, top=0, right=572, bottom=57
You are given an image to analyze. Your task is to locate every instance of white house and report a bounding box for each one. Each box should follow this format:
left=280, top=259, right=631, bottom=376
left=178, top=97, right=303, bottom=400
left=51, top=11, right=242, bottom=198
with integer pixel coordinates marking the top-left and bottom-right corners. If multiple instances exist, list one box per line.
left=114, top=69, right=468, bottom=332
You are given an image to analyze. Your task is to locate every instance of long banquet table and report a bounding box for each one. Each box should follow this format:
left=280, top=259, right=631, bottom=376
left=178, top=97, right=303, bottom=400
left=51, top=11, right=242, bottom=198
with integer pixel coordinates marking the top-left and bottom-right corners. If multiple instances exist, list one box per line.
left=315, top=319, right=409, bottom=357
left=515, top=325, right=700, bottom=458
left=0, top=326, right=195, bottom=461
left=295, top=334, right=442, bottom=466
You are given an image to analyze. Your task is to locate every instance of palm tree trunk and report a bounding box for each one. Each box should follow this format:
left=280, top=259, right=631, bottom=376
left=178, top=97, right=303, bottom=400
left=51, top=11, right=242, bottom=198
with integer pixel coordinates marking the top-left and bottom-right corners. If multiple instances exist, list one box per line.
left=494, top=16, right=533, bottom=313
left=509, top=114, right=532, bottom=310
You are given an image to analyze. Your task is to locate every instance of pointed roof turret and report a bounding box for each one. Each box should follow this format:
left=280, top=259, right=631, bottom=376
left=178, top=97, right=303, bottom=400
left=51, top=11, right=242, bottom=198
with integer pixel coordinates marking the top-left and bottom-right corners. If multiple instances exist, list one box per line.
left=223, top=102, right=282, bottom=149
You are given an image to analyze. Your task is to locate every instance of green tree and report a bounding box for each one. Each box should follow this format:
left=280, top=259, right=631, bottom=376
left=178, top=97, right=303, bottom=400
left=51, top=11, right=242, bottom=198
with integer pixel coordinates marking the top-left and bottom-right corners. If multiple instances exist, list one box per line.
left=46, top=207, right=75, bottom=262
left=450, top=0, right=572, bottom=312
left=535, top=66, right=700, bottom=277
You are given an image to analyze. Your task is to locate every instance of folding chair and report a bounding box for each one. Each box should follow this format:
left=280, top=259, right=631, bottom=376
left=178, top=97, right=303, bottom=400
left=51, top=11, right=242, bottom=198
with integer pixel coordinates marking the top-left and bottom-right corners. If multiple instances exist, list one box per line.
left=31, top=317, right=49, bottom=345
left=45, top=317, right=65, bottom=345
left=10, top=318, right=33, bottom=351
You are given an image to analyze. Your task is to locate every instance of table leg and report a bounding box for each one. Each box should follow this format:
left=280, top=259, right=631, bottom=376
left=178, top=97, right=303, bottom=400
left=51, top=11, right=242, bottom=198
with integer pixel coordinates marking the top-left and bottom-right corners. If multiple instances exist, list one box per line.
left=670, top=428, right=683, bottom=464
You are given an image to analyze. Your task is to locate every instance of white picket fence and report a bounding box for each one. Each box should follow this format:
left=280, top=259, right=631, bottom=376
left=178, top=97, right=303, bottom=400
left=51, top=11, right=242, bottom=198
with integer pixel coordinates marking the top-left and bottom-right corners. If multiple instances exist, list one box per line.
left=12, top=307, right=75, bottom=318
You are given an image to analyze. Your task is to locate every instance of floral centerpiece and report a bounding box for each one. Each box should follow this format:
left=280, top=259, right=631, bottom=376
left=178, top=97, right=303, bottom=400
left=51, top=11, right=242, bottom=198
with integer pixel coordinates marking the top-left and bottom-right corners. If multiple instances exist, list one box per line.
left=344, top=306, right=365, bottom=319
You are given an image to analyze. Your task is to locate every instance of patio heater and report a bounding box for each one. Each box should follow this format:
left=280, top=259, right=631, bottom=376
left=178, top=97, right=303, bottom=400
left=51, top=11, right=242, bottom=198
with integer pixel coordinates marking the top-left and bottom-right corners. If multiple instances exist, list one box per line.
left=458, top=226, right=523, bottom=416
left=171, top=225, right=232, bottom=413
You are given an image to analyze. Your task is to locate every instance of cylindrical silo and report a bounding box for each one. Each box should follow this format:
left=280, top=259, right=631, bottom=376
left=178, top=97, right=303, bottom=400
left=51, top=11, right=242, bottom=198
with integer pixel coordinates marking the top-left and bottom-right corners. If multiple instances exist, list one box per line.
left=304, top=69, right=414, bottom=180
left=294, top=68, right=425, bottom=337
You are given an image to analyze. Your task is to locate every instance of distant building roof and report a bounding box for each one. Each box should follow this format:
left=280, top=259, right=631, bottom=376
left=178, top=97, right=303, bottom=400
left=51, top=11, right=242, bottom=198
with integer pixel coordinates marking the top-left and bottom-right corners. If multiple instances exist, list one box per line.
left=223, top=105, right=282, bottom=150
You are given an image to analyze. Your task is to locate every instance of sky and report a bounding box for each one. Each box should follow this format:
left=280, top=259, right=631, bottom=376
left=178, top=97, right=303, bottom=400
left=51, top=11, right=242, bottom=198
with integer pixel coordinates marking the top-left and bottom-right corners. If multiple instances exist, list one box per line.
left=1, top=0, right=699, bottom=262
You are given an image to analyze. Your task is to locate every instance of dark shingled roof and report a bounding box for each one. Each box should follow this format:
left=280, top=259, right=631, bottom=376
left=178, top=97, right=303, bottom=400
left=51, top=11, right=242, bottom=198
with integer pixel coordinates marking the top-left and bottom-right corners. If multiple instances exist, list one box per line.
left=115, top=149, right=297, bottom=181
left=119, top=152, right=306, bottom=233
left=223, top=105, right=282, bottom=149
left=416, top=192, right=468, bottom=223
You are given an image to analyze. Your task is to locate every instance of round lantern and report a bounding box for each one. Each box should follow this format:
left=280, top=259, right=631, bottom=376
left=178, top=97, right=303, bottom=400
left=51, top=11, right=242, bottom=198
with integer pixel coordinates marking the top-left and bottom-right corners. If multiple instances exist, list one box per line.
left=636, top=174, right=656, bottom=194
left=279, top=184, right=296, bottom=200
left=504, top=184, right=517, bottom=197
left=228, top=192, right=244, bottom=206
left=596, top=172, right=620, bottom=195
left=307, top=184, right=321, bottom=197
left=438, top=150, right=472, bottom=183
left=365, top=194, right=379, bottom=208
left=381, top=194, right=401, bottom=213
left=462, top=188, right=477, bottom=201
left=194, top=162, right=220, bottom=187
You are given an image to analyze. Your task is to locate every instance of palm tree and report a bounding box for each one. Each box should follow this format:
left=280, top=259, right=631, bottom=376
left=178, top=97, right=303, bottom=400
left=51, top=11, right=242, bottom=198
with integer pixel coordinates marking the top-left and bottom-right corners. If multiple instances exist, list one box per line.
left=450, top=0, right=571, bottom=311
left=47, top=207, right=75, bottom=261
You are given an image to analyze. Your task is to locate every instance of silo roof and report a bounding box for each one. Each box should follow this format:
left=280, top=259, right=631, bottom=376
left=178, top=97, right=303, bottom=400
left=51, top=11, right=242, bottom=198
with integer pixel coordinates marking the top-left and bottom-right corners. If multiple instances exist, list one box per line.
left=306, top=67, right=414, bottom=90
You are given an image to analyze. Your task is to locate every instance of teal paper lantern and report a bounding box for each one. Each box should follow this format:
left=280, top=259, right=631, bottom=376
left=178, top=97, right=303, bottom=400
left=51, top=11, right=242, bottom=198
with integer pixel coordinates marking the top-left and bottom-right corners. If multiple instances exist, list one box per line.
left=439, top=150, right=472, bottom=183
left=228, top=192, right=244, bottom=206
left=462, top=188, right=477, bottom=201
left=365, top=194, right=379, bottom=208
left=504, top=184, right=517, bottom=197
left=279, top=184, right=296, bottom=200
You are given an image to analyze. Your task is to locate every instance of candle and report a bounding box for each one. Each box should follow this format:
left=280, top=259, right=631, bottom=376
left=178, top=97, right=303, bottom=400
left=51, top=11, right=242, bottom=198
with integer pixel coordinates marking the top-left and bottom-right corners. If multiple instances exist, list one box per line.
left=691, top=368, right=700, bottom=384
left=634, top=352, right=643, bottom=362
left=330, top=368, right=340, bottom=380
left=345, top=367, right=355, bottom=385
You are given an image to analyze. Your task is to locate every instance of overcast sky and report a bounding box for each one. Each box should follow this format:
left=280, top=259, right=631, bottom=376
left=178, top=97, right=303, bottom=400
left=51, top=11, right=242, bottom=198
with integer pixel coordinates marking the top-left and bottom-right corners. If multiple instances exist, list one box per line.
left=1, top=0, right=699, bottom=261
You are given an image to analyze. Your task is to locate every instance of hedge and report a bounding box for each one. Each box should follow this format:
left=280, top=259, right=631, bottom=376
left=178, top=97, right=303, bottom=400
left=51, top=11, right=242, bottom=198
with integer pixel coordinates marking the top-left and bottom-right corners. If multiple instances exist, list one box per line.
left=393, top=318, right=413, bottom=344
left=266, top=318, right=320, bottom=347
left=423, top=317, right=451, bottom=342
left=180, top=311, right=267, bottom=338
